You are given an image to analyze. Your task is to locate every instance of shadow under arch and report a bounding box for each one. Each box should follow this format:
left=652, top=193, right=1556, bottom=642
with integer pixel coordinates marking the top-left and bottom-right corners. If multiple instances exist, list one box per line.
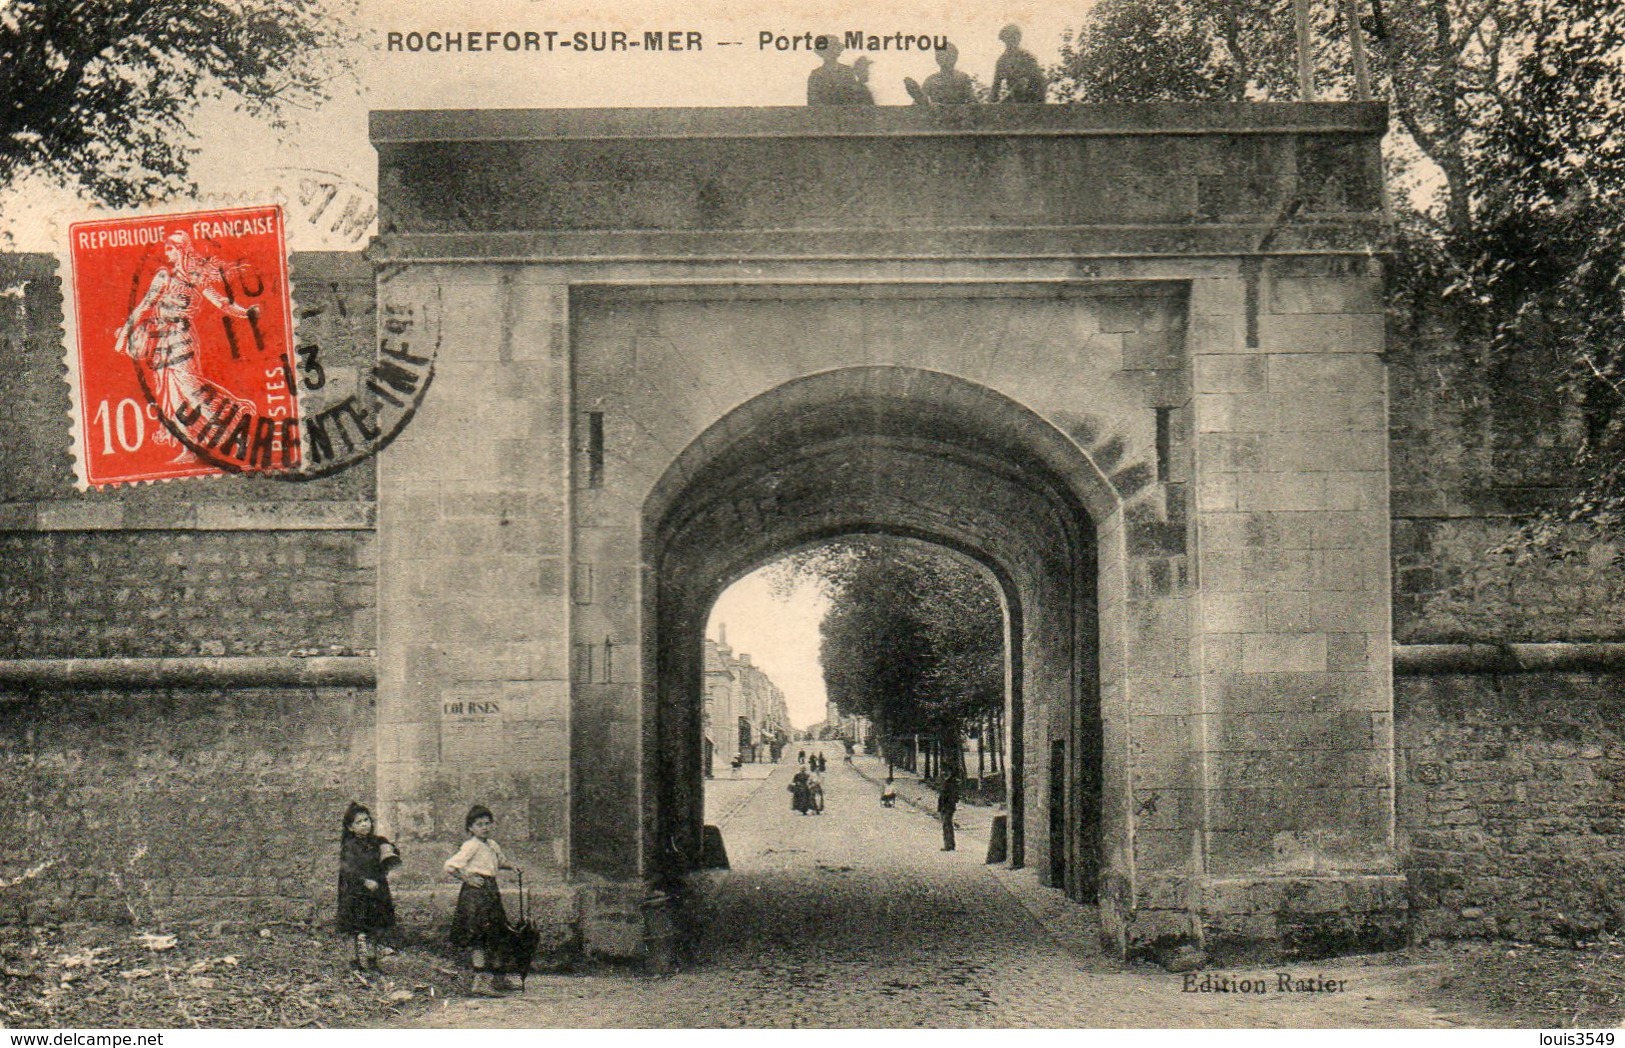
left=638, top=366, right=1125, bottom=907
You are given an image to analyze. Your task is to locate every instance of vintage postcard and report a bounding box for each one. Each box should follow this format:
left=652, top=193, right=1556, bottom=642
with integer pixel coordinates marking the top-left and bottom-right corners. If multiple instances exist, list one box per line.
left=1, top=0, right=1621, bottom=1035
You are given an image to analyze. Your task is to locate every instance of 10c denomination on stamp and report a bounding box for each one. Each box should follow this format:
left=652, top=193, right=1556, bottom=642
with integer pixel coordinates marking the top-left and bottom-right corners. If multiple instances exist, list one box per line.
left=69, top=206, right=299, bottom=486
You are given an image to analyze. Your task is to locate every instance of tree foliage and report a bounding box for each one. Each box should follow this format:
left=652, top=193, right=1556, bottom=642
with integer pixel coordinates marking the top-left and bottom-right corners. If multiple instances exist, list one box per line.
left=1, top=0, right=356, bottom=207
left=774, top=539, right=1004, bottom=750
left=1469, top=3, right=1625, bottom=548
left=1052, top=0, right=1625, bottom=551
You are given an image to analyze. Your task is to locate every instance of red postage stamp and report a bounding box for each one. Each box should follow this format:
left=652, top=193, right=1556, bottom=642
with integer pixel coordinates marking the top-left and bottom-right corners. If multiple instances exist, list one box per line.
left=69, top=206, right=300, bottom=486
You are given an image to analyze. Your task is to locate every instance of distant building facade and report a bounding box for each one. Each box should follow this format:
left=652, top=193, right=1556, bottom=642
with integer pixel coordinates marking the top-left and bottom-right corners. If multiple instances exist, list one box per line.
left=702, top=629, right=793, bottom=771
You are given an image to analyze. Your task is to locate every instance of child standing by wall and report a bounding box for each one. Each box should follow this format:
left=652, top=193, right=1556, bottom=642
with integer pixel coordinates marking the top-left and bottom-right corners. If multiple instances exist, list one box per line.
left=444, top=804, right=521, bottom=996
left=337, top=802, right=400, bottom=973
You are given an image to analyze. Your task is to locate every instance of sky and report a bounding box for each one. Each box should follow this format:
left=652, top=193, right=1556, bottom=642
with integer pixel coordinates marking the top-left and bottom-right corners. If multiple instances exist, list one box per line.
left=0, top=0, right=1087, bottom=251
left=707, top=565, right=832, bottom=730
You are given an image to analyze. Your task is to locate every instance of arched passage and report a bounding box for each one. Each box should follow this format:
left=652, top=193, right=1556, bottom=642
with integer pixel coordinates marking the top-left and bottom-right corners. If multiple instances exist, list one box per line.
left=641, top=367, right=1122, bottom=902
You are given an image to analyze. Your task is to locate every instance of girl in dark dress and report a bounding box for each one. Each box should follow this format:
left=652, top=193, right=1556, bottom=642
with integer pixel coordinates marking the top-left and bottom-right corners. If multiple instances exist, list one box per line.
left=337, top=802, right=400, bottom=973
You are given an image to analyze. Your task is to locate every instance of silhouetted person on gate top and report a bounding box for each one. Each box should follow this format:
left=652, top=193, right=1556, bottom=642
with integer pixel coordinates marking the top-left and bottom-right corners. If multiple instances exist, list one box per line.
left=908, top=43, right=977, bottom=105
left=852, top=55, right=875, bottom=99
left=808, top=35, right=874, bottom=105
left=992, top=24, right=1047, bottom=103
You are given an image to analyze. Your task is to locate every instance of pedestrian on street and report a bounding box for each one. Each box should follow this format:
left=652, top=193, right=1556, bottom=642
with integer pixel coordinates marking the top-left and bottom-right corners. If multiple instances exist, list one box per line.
left=336, top=802, right=399, bottom=974
left=444, top=805, right=522, bottom=996
left=808, top=767, right=825, bottom=814
left=881, top=776, right=897, bottom=808
left=789, top=768, right=814, bottom=814
left=798, top=749, right=806, bottom=766
left=938, top=773, right=961, bottom=851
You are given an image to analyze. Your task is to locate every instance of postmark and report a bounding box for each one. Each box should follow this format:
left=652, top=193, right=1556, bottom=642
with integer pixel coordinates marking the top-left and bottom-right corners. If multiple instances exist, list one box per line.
left=67, top=205, right=437, bottom=485
left=271, top=167, right=378, bottom=247
left=291, top=276, right=440, bottom=481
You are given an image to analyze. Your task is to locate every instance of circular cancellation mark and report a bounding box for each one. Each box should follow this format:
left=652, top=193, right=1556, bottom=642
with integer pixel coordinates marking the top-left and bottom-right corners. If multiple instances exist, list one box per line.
left=139, top=284, right=441, bottom=482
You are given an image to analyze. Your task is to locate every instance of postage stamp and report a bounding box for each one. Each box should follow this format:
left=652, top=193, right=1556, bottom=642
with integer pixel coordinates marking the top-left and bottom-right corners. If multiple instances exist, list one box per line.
left=67, top=205, right=439, bottom=486
left=68, top=206, right=300, bottom=486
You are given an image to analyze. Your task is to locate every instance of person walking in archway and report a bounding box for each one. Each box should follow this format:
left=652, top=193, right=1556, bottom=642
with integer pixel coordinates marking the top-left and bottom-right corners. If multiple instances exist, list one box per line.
left=789, top=767, right=814, bottom=814
left=938, top=773, right=962, bottom=851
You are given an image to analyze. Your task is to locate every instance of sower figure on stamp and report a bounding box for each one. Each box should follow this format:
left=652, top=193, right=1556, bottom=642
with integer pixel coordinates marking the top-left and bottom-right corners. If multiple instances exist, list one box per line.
left=115, top=231, right=259, bottom=457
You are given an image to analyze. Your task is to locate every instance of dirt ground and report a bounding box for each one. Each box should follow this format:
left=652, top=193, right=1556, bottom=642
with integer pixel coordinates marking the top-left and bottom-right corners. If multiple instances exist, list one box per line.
left=8, top=760, right=1622, bottom=1029
left=4, top=920, right=1623, bottom=1029
left=0, top=921, right=467, bottom=1029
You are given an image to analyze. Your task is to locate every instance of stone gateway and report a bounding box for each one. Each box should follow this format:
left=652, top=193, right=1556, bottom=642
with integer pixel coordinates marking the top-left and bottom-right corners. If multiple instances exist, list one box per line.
left=369, top=103, right=1397, bottom=959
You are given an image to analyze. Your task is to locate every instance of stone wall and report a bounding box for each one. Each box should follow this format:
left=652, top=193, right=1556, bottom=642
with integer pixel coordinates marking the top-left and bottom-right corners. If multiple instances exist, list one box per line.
left=0, top=687, right=374, bottom=926
left=0, top=252, right=382, bottom=927
left=1388, top=287, right=1625, bottom=945
left=0, top=530, right=372, bottom=658
left=1396, top=672, right=1625, bottom=942
left=0, top=251, right=377, bottom=661
left=1388, top=312, right=1625, bottom=642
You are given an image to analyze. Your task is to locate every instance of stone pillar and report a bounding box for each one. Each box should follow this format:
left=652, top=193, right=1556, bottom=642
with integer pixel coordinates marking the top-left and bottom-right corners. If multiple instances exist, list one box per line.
left=376, top=267, right=573, bottom=878
left=1188, top=258, right=1404, bottom=955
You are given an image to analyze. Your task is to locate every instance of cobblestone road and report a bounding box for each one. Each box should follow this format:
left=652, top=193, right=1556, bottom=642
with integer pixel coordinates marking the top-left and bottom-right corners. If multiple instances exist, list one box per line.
left=423, top=749, right=1468, bottom=1028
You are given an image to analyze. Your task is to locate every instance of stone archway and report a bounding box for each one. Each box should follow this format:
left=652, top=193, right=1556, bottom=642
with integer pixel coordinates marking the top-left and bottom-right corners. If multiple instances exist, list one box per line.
left=372, top=104, right=1403, bottom=961
left=641, top=366, right=1120, bottom=900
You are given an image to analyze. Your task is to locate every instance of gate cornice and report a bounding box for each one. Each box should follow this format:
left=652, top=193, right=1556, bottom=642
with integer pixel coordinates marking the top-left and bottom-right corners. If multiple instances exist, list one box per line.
left=370, top=103, right=1386, bottom=141
left=369, top=103, right=1389, bottom=264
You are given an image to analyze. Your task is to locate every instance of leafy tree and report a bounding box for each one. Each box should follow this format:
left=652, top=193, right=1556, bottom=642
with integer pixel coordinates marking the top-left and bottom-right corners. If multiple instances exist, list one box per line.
left=1051, top=0, right=1625, bottom=550
left=1051, top=0, right=1613, bottom=235
left=1051, top=0, right=1262, bottom=105
left=1, top=0, right=355, bottom=207
left=773, top=538, right=1004, bottom=773
left=1466, top=2, right=1625, bottom=549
